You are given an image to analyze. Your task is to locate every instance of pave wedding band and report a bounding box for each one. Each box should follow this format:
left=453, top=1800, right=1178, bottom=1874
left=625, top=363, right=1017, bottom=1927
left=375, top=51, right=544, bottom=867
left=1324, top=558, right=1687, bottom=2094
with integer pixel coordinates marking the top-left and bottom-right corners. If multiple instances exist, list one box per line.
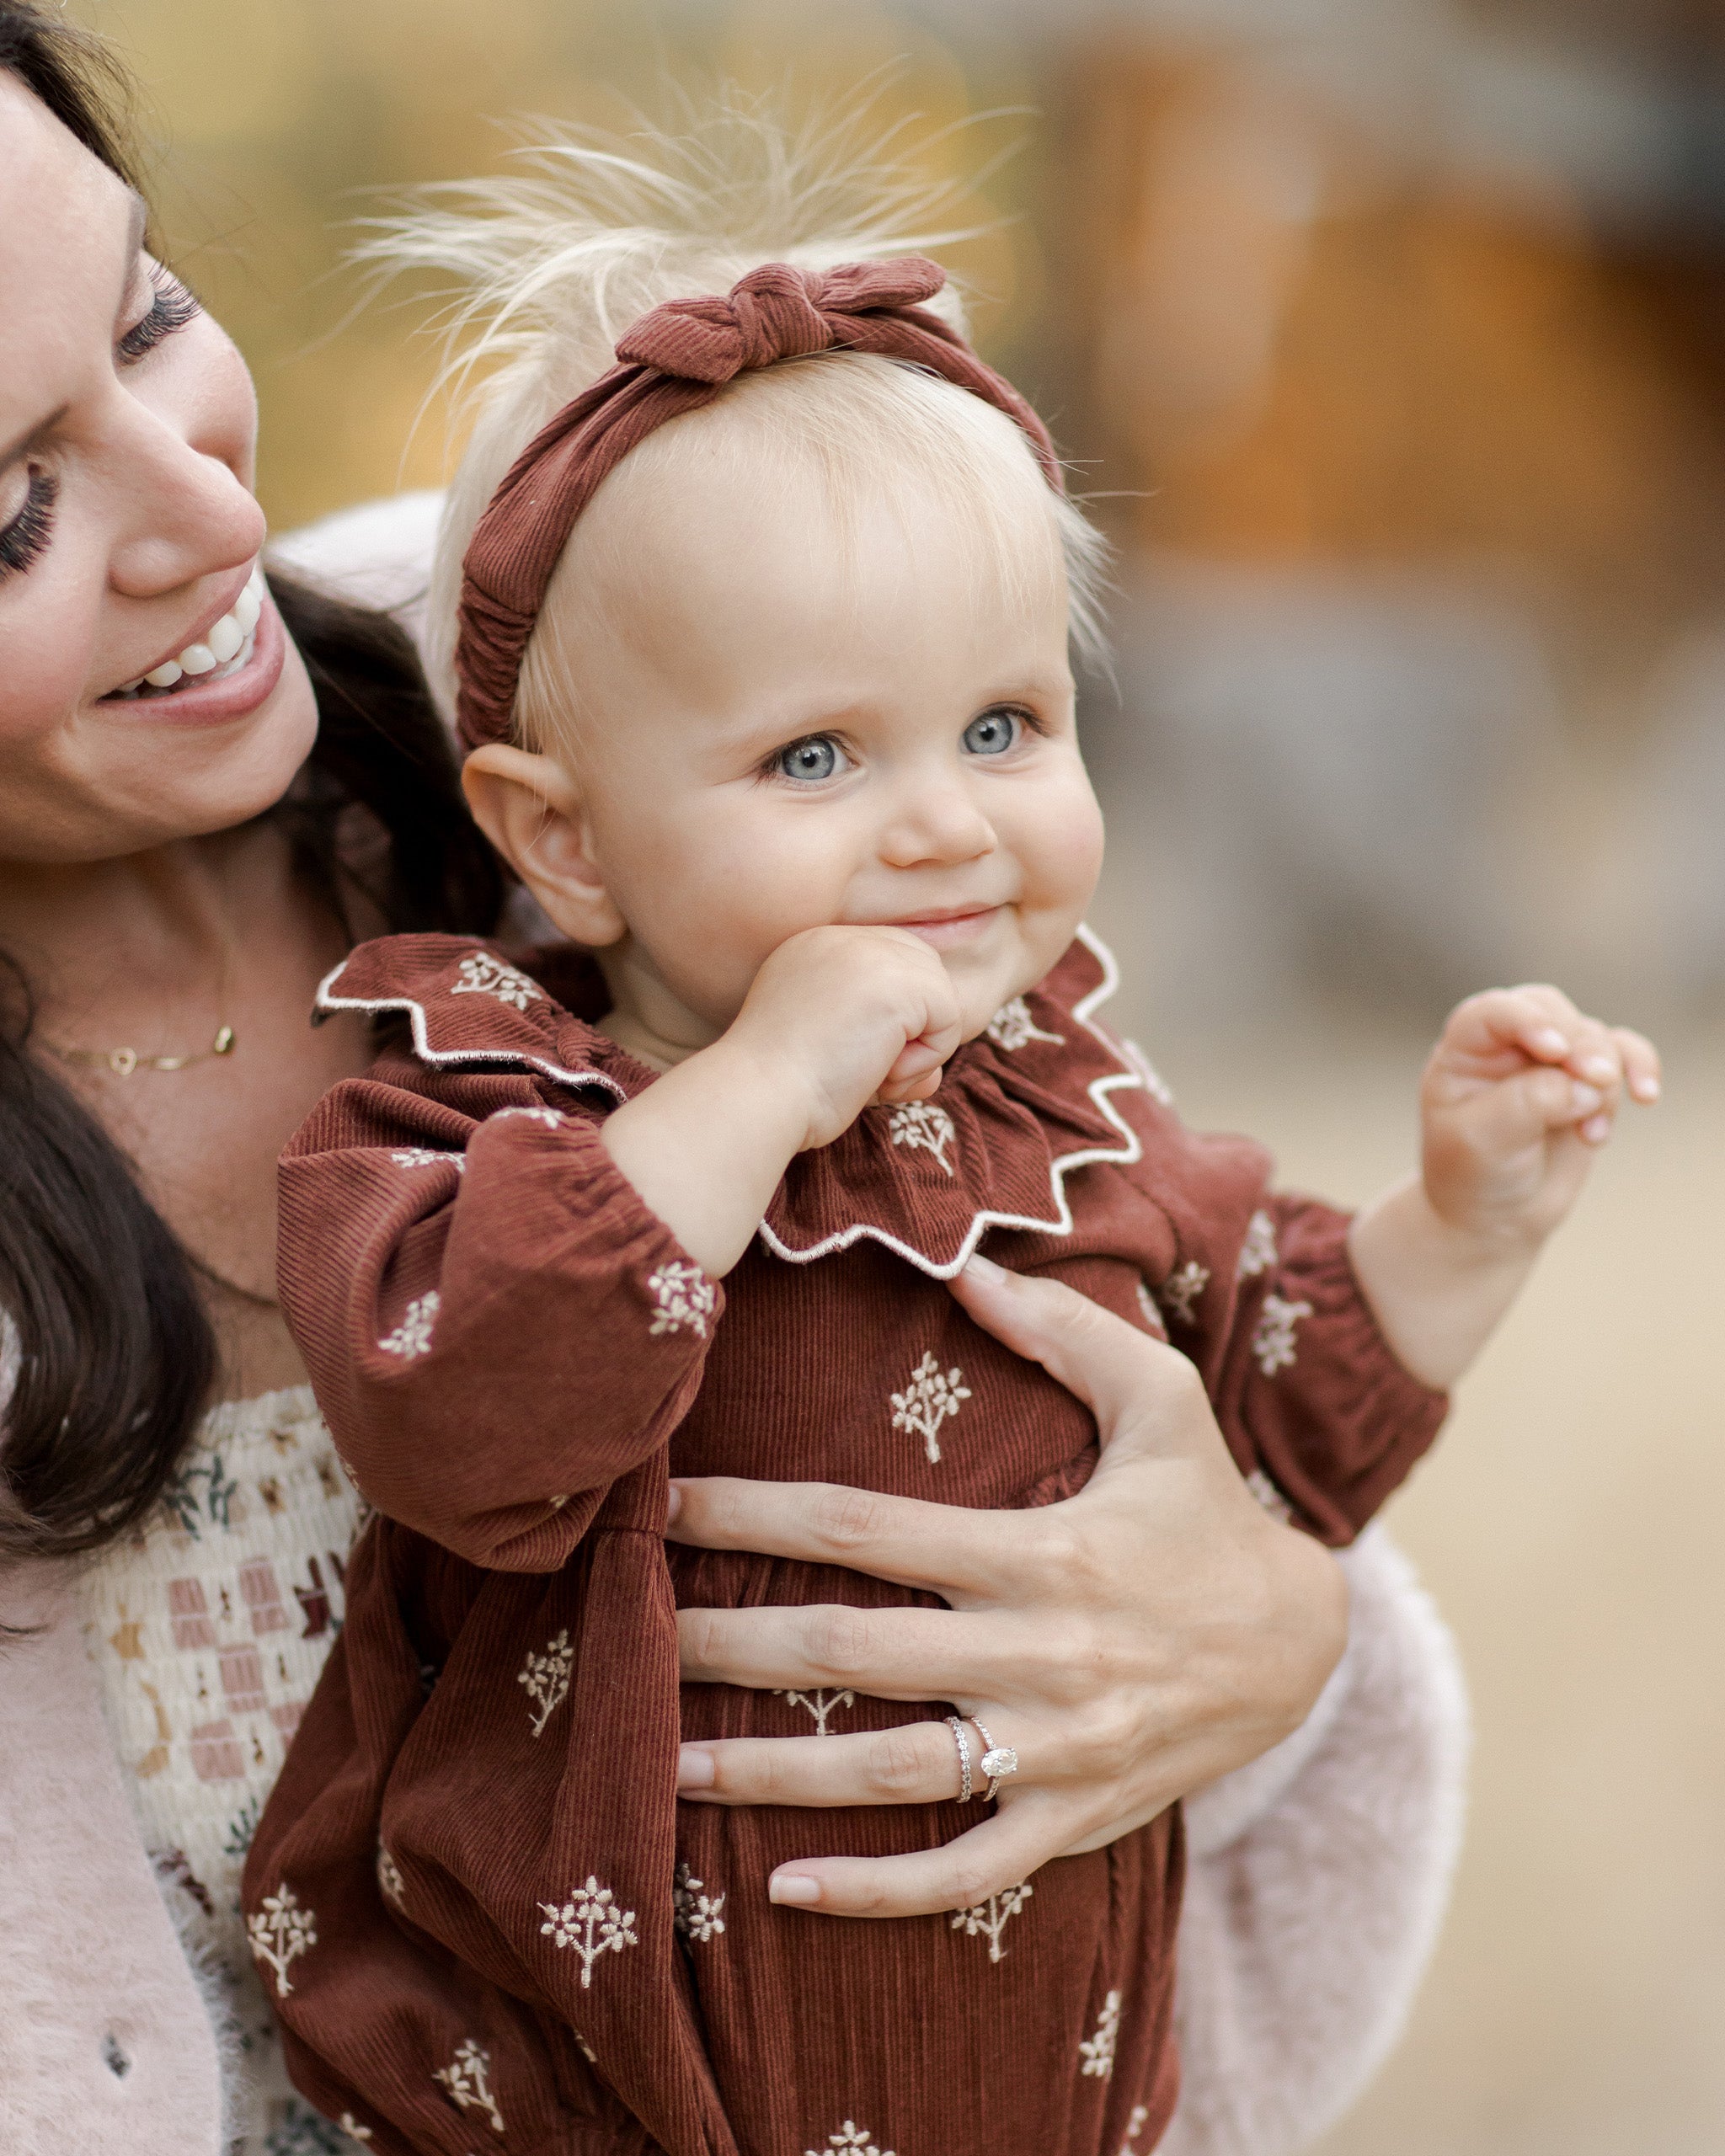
left=946, top=1716, right=974, bottom=1804
left=969, top=1717, right=1019, bottom=1802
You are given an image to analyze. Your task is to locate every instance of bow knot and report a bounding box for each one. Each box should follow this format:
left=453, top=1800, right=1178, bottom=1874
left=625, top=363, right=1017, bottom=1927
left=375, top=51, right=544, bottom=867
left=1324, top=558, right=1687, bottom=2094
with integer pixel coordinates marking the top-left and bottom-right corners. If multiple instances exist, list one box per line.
left=615, top=258, right=948, bottom=384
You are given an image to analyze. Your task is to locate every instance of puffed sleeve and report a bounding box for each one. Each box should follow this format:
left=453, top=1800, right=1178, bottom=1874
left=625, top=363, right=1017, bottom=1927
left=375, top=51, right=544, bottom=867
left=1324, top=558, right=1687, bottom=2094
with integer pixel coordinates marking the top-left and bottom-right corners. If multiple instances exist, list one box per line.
left=1127, top=1101, right=1447, bottom=1546
left=276, top=1068, right=722, bottom=1571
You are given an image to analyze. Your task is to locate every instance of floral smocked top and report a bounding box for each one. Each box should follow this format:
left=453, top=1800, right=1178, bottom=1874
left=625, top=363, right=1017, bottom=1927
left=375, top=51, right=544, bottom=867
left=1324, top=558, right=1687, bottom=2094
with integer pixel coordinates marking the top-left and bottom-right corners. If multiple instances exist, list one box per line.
left=245, top=928, right=1446, bottom=2156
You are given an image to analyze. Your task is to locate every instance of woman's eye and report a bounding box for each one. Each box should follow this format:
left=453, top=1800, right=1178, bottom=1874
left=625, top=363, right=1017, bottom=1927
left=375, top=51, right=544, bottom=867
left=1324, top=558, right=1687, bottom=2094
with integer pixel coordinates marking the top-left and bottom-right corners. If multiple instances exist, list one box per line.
left=0, top=467, right=59, bottom=583
left=116, top=265, right=201, bottom=366
left=963, top=709, right=1022, bottom=757
left=775, top=735, right=846, bottom=783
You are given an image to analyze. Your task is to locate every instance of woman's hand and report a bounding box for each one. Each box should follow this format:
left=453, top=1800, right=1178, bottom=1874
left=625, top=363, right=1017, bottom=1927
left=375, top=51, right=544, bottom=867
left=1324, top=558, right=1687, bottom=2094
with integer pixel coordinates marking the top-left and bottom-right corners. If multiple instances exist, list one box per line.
left=669, top=1253, right=1348, bottom=1919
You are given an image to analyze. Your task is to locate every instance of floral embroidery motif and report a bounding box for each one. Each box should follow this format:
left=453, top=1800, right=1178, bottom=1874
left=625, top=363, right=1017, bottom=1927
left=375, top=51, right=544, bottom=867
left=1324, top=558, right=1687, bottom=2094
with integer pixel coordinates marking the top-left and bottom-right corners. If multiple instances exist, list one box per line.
left=574, top=2031, right=598, bottom=2065
left=160, top=1451, right=238, bottom=1539
left=1119, top=2105, right=1151, bottom=2152
left=377, top=1842, right=406, bottom=1908
left=776, top=1686, right=855, bottom=1736
left=246, top=1881, right=317, bottom=1998
left=539, top=1876, right=639, bottom=1988
left=339, top=2118, right=374, bottom=2145
left=1252, top=1294, right=1313, bottom=1378
left=673, top=1861, right=727, bottom=1943
left=1237, top=1209, right=1278, bottom=1279
left=1160, top=1260, right=1210, bottom=1326
left=985, top=997, right=1065, bottom=1052
left=452, top=951, right=542, bottom=1011
left=807, top=2126, right=895, bottom=2156
left=950, top=1880, right=1033, bottom=1962
left=1135, top=1279, right=1166, bottom=1336
left=378, top=1289, right=440, bottom=1361
left=647, top=1262, right=717, bottom=1339
left=1080, top=1989, right=1121, bottom=2079
left=519, top=1629, right=574, bottom=1737
left=1120, top=1038, right=1175, bottom=1107
left=888, top=1099, right=956, bottom=1176
left=1246, top=1469, right=1294, bottom=1523
left=435, top=2039, right=505, bottom=2133
left=391, top=1147, right=466, bottom=1173
left=489, top=1105, right=563, bottom=1129
left=889, top=1350, right=972, bottom=1465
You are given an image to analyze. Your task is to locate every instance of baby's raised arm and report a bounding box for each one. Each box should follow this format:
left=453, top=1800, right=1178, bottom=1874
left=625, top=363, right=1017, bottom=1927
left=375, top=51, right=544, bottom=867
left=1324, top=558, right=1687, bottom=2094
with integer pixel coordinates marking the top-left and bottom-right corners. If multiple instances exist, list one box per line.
left=601, top=923, right=962, bottom=1275
left=1349, top=984, right=1661, bottom=1388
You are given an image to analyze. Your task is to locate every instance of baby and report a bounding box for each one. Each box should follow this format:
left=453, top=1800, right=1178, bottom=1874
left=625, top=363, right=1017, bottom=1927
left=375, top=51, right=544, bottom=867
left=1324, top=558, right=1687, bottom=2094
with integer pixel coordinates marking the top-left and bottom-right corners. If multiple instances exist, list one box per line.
left=246, top=115, right=1658, bottom=2156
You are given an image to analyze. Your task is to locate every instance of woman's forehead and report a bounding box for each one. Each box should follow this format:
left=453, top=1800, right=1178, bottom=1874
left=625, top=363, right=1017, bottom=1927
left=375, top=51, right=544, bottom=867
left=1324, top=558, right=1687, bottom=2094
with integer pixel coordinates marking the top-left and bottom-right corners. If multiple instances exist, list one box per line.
left=0, top=75, right=136, bottom=427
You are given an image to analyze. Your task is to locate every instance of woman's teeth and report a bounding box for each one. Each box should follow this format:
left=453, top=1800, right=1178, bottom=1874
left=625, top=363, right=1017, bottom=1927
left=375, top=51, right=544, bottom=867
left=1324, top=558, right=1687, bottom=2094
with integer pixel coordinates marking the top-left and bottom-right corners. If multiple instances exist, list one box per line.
left=109, top=567, right=266, bottom=698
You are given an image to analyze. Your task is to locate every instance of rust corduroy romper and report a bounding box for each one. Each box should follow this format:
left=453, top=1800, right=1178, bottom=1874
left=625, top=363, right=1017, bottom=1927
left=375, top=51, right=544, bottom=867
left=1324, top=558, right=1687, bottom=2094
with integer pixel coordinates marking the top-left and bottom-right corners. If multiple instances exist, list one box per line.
left=243, top=928, right=1445, bottom=2156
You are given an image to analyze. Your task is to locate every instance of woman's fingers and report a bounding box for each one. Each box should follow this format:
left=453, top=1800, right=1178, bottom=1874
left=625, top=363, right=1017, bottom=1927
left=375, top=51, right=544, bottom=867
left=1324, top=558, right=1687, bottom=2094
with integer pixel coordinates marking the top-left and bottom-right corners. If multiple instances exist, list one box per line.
left=766, top=1790, right=1081, bottom=1919
left=678, top=1601, right=1039, bottom=1703
left=947, top=1257, right=1210, bottom=1455
left=679, top=1717, right=972, bottom=1808
left=666, top=1475, right=1005, bottom=1598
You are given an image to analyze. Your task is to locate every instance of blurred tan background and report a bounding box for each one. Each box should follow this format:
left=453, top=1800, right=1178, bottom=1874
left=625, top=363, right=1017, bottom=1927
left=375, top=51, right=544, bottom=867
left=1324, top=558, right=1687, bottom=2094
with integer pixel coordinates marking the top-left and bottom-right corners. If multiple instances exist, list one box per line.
left=74, top=0, right=1725, bottom=2147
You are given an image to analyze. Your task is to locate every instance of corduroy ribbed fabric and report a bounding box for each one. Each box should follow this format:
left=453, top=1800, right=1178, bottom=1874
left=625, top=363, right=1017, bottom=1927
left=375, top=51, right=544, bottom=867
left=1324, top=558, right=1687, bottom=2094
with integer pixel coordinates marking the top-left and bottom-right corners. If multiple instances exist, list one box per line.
left=243, top=933, right=1447, bottom=2156
left=453, top=258, right=1061, bottom=750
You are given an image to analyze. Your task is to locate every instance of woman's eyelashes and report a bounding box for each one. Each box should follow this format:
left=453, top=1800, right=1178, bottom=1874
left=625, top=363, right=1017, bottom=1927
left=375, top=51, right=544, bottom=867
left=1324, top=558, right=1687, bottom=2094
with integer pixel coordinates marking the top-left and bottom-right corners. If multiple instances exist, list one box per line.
left=115, top=264, right=201, bottom=366
left=0, top=467, right=59, bottom=583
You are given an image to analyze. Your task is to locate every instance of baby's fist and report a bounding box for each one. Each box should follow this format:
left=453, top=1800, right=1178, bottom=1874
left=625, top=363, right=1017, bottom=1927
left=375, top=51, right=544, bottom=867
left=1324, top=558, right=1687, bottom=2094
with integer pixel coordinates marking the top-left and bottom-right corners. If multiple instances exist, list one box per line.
left=1421, top=985, right=1660, bottom=1247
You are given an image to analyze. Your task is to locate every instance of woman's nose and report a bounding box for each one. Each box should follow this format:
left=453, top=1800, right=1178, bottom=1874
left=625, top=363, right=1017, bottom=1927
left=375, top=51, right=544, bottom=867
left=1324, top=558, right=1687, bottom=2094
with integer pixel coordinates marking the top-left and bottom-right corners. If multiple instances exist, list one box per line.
left=104, top=386, right=267, bottom=601
left=877, top=776, right=999, bottom=868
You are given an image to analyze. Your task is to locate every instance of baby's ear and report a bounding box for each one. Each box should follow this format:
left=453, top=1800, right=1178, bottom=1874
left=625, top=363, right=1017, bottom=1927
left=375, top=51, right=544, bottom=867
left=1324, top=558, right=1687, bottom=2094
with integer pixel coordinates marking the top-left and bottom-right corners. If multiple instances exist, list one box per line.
left=462, top=744, right=627, bottom=947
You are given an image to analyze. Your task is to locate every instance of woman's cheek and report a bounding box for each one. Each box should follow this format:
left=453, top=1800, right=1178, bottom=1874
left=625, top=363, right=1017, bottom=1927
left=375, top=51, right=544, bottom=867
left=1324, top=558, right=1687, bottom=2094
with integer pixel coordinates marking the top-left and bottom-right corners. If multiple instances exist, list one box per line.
left=0, top=588, right=96, bottom=750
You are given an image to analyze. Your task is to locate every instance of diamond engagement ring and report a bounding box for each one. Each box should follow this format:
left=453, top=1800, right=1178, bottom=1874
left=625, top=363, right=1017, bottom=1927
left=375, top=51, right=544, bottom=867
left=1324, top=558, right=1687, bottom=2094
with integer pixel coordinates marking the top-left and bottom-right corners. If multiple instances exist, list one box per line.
left=969, top=1717, right=1019, bottom=1802
left=946, top=1716, right=974, bottom=1804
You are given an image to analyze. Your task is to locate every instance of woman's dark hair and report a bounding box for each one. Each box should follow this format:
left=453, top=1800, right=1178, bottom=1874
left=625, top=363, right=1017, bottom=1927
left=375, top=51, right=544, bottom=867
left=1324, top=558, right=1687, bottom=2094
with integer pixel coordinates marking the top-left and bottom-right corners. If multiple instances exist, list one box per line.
left=0, top=5, right=505, bottom=1561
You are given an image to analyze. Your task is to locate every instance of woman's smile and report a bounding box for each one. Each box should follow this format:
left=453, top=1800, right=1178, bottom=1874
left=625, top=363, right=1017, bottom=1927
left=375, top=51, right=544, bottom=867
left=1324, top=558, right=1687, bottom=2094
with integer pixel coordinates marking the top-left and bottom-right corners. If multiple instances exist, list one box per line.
left=95, top=568, right=286, bottom=729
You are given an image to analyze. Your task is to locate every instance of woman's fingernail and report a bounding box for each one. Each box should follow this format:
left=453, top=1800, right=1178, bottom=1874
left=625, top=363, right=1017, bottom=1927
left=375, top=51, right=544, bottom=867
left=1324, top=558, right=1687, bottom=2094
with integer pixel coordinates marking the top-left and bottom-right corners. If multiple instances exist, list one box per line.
left=1570, top=1081, right=1604, bottom=1116
left=665, top=1482, right=684, bottom=1526
left=964, top=1252, right=1006, bottom=1283
left=677, top=1745, right=716, bottom=1790
left=769, top=1872, right=822, bottom=1906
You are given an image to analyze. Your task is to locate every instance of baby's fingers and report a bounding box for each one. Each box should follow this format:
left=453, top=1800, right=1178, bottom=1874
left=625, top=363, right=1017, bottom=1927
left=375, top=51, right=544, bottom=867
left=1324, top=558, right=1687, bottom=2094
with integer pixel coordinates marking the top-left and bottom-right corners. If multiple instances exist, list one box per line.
left=1439, top=985, right=1588, bottom=1075
left=1466, top=1060, right=1616, bottom=1152
left=1614, top=1026, right=1663, bottom=1106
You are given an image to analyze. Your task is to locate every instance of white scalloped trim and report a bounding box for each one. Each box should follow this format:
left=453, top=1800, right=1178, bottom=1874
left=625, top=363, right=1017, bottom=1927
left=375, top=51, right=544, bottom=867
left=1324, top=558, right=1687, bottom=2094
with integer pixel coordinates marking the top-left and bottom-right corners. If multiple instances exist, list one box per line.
left=313, top=953, right=628, bottom=1102
left=317, top=926, right=1145, bottom=1283
left=758, top=923, right=1143, bottom=1282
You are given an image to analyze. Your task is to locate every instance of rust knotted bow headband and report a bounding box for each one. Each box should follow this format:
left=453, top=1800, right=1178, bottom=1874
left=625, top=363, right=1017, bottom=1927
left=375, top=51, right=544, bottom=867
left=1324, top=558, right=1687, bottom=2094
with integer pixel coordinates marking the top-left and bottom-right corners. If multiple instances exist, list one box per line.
left=453, top=256, right=1063, bottom=750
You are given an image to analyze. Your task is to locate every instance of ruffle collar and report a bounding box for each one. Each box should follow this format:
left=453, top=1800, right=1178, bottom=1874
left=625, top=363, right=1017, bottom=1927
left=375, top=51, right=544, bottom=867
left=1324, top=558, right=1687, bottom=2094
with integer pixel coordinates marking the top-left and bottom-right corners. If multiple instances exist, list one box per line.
left=317, top=926, right=1145, bottom=1282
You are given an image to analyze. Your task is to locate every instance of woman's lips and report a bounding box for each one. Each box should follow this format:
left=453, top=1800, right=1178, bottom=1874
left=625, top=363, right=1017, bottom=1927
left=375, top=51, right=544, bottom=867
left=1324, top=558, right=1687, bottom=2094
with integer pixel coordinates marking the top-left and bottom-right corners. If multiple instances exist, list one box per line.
left=888, top=905, right=1003, bottom=951
left=97, top=586, right=286, bottom=731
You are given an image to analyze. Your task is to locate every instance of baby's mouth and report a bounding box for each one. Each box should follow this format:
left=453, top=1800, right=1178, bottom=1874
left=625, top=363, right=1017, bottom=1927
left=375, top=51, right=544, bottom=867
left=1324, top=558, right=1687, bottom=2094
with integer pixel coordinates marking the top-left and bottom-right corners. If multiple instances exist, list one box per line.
left=101, top=567, right=265, bottom=701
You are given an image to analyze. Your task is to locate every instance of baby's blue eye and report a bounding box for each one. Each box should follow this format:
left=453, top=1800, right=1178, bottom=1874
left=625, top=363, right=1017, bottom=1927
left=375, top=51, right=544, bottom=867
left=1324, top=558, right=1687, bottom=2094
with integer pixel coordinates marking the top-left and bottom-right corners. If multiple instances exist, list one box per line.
left=777, top=735, right=842, bottom=782
left=963, top=710, right=1019, bottom=757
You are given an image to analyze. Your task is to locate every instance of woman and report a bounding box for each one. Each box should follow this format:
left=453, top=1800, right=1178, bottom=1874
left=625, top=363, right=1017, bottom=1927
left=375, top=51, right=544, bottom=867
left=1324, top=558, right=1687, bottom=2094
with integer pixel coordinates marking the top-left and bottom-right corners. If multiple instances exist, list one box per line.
left=0, top=10, right=1454, bottom=2153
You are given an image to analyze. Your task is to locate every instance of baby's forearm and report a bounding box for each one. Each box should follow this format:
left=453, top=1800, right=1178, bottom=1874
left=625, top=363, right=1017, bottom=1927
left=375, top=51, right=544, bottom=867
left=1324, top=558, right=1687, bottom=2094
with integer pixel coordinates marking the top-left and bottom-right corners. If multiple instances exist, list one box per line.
left=601, top=1039, right=808, bottom=1276
left=1347, top=1174, right=1540, bottom=1390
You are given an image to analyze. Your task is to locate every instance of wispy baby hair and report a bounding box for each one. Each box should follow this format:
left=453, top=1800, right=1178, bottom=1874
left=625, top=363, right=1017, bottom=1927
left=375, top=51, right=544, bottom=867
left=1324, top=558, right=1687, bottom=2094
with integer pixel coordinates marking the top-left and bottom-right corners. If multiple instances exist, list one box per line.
left=357, top=87, right=1111, bottom=746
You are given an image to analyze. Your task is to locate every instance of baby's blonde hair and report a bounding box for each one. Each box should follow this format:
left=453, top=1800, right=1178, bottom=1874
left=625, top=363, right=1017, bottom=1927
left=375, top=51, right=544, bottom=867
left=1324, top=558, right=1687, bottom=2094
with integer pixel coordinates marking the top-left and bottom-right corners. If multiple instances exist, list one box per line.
left=359, top=90, right=1110, bottom=749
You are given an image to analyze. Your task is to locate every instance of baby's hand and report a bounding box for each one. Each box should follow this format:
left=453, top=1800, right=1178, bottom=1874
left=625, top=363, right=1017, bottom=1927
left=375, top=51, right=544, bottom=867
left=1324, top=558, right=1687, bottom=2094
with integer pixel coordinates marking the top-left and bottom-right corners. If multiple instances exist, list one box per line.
left=1421, top=985, right=1661, bottom=1249
left=729, top=925, right=964, bottom=1151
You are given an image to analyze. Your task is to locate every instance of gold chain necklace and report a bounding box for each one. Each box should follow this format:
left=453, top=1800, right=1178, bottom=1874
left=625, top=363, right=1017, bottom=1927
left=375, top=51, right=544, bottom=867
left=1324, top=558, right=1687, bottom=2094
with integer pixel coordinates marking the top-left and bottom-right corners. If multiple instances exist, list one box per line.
left=50, top=1023, right=237, bottom=1078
